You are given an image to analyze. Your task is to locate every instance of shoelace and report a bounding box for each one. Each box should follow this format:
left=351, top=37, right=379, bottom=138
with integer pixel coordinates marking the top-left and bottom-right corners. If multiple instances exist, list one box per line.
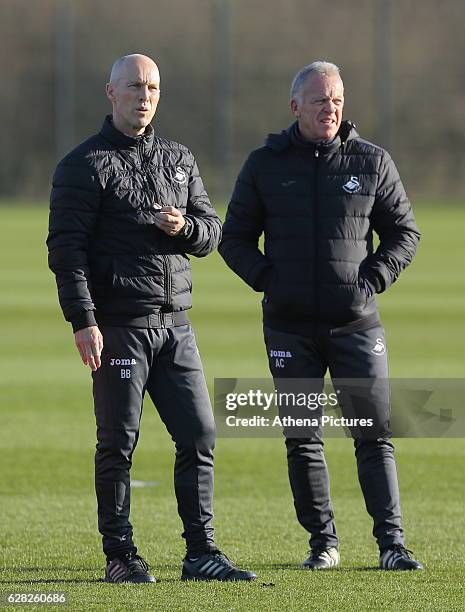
left=200, top=551, right=237, bottom=577
left=211, top=551, right=230, bottom=562
left=124, top=554, right=150, bottom=574
left=309, top=547, right=331, bottom=560
left=386, top=545, right=413, bottom=558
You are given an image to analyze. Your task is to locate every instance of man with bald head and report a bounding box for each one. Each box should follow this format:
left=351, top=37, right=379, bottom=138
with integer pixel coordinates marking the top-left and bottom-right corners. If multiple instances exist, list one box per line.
left=48, top=54, right=255, bottom=583
left=220, top=61, right=423, bottom=571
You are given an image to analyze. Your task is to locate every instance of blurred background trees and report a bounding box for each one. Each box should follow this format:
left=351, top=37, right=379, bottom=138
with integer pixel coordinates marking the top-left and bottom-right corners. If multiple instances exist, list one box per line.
left=1, top=0, right=464, bottom=202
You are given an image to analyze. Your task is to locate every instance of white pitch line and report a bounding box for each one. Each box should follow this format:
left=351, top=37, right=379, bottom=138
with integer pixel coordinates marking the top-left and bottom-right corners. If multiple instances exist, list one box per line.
left=131, top=480, right=160, bottom=488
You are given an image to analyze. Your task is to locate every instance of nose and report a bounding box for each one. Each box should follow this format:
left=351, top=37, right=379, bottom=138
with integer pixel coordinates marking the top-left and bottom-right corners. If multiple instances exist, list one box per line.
left=323, top=99, right=336, bottom=114
left=139, top=85, right=150, bottom=101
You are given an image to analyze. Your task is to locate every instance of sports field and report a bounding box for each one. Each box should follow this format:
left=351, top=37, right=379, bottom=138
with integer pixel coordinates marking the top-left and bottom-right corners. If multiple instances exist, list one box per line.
left=1, top=204, right=464, bottom=611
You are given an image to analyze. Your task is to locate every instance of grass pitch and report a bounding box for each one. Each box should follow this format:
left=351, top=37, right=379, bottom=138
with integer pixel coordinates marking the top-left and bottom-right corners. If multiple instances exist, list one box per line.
left=1, top=204, right=464, bottom=611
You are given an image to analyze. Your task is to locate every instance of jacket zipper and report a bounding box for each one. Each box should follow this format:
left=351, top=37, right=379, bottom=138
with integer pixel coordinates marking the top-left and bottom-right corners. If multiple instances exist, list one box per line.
left=138, top=140, right=152, bottom=206
left=162, top=255, right=172, bottom=306
left=112, top=138, right=171, bottom=308
left=313, top=147, right=320, bottom=321
left=141, top=141, right=170, bottom=305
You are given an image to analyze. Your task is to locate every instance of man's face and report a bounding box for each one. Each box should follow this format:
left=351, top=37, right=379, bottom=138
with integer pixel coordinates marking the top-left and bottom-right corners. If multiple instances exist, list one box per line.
left=290, top=73, right=344, bottom=141
left=106, top=57, right=160, bottom=136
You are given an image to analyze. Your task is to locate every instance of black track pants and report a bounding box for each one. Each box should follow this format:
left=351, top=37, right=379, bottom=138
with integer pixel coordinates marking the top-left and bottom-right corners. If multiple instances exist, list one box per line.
left=92, top=324, right=216, bottom=559
left=264, top=324, right=404, bottom=552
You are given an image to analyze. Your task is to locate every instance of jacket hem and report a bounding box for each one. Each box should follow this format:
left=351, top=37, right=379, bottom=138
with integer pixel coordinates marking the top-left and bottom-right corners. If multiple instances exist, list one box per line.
left=96, top=310, right=189, bottom=329
left=263, top=312, right=381, bottom=337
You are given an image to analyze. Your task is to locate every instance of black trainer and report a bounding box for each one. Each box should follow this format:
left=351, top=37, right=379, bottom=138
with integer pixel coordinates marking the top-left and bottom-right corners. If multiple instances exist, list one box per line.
left=302, top=547, right=340, bottom=570
left=105, top=552, right=157, bottom=583
left=379, top=545, right=424, bottom=570
left=181, top=550, right=256, bottom=581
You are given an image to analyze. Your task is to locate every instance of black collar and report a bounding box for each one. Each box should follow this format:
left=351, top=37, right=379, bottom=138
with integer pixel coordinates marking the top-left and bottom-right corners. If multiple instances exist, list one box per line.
left=289, top=122, right=342, bottom=154
left=265, top=120, right=356, bottom=153
left=99, top=114, right=155, bottom=150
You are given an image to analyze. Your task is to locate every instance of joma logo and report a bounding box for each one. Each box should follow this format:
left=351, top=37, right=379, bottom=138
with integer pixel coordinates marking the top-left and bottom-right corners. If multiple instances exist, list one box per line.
left=269, top=350, right=292, bottom=358
left=110, top=358, right=137, bottom=366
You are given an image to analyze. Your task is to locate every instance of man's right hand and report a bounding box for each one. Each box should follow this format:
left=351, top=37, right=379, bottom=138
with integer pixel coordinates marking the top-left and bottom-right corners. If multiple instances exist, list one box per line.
left=74, top=326, right=104, bottom=371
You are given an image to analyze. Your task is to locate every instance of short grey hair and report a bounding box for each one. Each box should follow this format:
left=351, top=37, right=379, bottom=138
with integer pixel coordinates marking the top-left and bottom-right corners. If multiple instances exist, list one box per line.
left=290, top=61, right=341, bottom=101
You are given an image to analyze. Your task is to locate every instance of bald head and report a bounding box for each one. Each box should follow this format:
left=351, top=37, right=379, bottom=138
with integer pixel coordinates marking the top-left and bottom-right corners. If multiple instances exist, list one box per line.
left=106, top=54, right=161, bottom=137
left=109, top=54, right=159, bottom=84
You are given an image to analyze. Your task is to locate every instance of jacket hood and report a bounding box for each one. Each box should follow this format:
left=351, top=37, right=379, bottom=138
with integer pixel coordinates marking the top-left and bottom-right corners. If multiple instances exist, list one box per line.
left=265, top=120, right=359, bottom=153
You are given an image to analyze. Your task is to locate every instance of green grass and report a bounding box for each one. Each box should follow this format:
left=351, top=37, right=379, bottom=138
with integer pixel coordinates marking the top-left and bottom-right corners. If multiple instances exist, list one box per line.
left=1, top=204, right=464, bottom=611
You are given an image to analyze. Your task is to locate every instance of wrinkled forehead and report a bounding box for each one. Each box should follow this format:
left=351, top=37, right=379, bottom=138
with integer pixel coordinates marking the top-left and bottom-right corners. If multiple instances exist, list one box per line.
left=303, top=73, right=344, bottom=98
left=118, top=59, right=160, bottom=84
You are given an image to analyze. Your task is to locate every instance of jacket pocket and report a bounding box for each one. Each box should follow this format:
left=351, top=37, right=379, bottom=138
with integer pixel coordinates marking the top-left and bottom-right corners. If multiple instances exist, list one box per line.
left=357, top=278, right=370, bottom=306
left=321, top=283, right=368, bottom=322
left=264, top=271, right=290, bottom=306
left=111, top=254, right=165, bottom=299
left=168, top=253, right=192, bottom=297
left=263, top=272, right=316, bottom=318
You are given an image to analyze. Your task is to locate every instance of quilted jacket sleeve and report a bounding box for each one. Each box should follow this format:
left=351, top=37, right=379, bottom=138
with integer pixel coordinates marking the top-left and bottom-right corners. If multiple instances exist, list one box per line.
left=176, top=159, right=222, bottom=257
left=47, top=154, right=102, bottom=332
left=218, top=154, right=272, bottom=291
left=361, top=152, right=421, bottom=294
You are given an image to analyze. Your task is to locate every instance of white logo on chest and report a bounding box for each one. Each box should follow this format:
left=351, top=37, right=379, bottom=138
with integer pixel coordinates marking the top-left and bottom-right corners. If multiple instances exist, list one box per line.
left=173, top=166, right=187, bottom=185
left=342, top=176, right=361, bottom=193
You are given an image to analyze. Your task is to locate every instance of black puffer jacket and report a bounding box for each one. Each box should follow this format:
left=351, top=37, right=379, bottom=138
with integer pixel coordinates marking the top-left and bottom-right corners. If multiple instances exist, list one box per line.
left=48, top=116, right=221, bottom=332
left=219, top=121, right=420, bottom=335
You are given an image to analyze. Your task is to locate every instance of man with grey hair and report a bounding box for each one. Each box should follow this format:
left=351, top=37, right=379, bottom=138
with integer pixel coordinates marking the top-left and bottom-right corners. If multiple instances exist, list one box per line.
left=290, top=60, right=340, bottom=102
left=48, top=53, right=255, bottom=583
left=219, top=61, right=423, bottom=571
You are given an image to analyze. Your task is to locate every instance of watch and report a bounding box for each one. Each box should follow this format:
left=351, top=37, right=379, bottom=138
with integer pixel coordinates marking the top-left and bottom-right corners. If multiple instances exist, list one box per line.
left=177, top=216, right=192, bottom=237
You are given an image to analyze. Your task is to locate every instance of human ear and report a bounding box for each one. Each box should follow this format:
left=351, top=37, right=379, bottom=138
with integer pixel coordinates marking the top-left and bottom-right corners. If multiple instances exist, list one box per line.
left=106, top=83, right=115, bottom=103
left=290, top=98, right=300, bottom=118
